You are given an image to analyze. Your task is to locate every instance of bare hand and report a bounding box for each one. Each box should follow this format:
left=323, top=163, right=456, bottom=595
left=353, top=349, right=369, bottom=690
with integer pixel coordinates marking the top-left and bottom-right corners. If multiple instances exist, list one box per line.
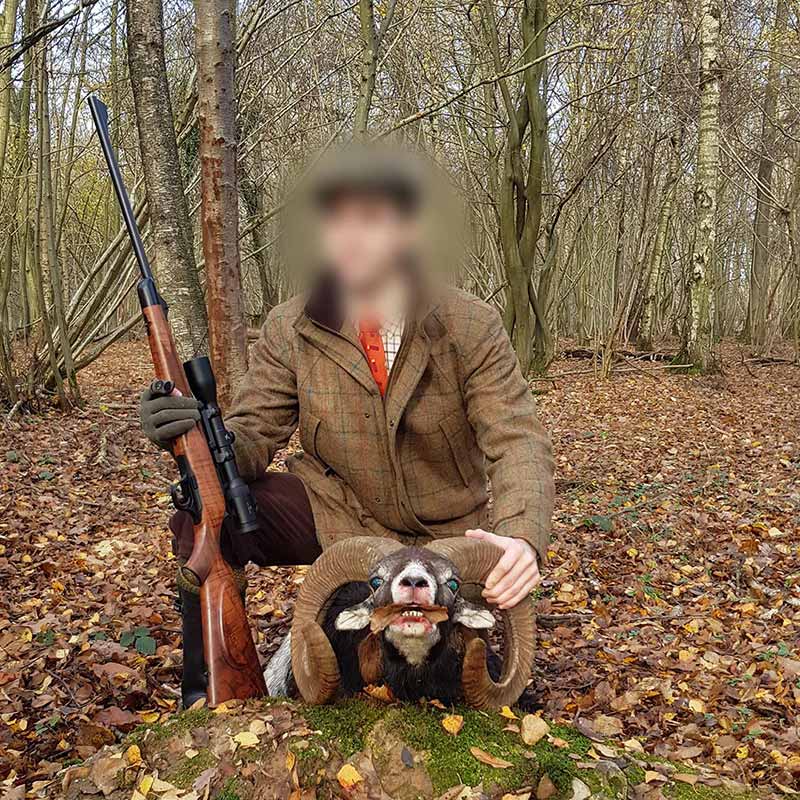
left=465, top=529, right=541, bottom=609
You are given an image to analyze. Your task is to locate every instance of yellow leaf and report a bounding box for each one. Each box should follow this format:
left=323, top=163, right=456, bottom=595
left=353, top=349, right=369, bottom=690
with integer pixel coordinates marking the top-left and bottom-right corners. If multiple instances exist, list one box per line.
left=185, top=749, right=199, bottom=759
left=441, top=715, right=464, bottom=735
left=21, top=629, right=32, bottom=642
left=736, top=745, right=749, bottom=759
left=499, top=706, right=518, bottom=720
left=337, top=764, right=363, bottom=789
left=212, top=702, right=229, bottom=715
left=233, top=731, right=260, bottom=748
left=125, top=745, right=142, bottom=766
left=138, top=775, right=154, bottom=796
left=140, top=712, right=160, bottom=724
left=688, top=698, right=706, bottom=714
left=469, top=746, right=514, bottom=769
left=363, top=684, right=394, bottom=703
left=249, top=719, right=268, bottom=736
left=644, top=771, right=665, bottom=783
left=520, top=714, right=549, bottom=745
left=626, top=548, right=638, bottom=558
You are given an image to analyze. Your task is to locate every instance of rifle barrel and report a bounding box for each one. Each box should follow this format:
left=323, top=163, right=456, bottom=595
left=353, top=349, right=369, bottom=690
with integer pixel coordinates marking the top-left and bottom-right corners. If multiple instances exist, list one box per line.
left=88, top=95, right=153, bottom=282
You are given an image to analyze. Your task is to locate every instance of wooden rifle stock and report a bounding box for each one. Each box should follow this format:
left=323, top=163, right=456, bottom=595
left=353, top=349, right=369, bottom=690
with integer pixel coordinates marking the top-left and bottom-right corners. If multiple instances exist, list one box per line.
left=143, top=304, right=266, bottom=705
left=88, top=95, right=265, bottom=705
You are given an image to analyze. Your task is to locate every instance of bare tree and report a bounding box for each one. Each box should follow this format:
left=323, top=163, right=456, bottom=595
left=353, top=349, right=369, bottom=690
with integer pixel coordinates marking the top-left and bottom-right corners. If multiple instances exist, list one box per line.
left=127, top=0, right=208, bottom=359
left=685, top=0, right=722, bottom=373
left=194, top=0, right=247, bottom=406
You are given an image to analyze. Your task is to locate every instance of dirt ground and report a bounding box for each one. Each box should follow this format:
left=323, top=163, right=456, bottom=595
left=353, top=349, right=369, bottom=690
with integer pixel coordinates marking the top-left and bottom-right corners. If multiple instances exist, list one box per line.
left=1, top=340, right=798, bottom=795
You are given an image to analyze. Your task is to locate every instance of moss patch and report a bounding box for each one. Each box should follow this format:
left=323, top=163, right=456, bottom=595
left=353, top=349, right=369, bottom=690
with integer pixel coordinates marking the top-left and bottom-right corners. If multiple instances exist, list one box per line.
left=127, top=707, right=213, bottom=746
left=166, top=747, right=217, bottom=790
left=303, top=697, right=386, bottom=756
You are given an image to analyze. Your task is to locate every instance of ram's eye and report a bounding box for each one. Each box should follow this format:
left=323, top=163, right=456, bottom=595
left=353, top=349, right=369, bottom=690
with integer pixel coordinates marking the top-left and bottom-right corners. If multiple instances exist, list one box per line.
left=446, top=579, right=460, bottom=592
left=369, top=577, right=383, bottom=590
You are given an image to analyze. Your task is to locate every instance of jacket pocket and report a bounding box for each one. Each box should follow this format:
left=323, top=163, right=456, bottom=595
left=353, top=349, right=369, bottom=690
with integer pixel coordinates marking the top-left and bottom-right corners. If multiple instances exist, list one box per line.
left=439, top=411, right=475, bottom=487
left=299, top=411, right=323, bottom=461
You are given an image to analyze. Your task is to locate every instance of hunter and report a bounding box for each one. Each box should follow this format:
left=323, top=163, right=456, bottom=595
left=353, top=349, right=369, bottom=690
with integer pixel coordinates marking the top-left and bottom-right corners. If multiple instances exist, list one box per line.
left=139, top=146, right=555, bottom=706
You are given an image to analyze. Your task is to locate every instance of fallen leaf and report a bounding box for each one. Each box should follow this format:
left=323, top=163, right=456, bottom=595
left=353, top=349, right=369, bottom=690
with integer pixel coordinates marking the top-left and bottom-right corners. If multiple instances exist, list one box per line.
left=469, top=747, right=514, bottom=769
left=232, top=731, right=260, bottom=749
left=499, top=706, right=518, bottom=719
left=536, top=774, right=556, bottom=799
left=336, top=764, right=363, bottom=789
left=520, top=714, right=549, bottom=745
left=442, top=714, right=464, bottom=735
left=125, top=745, right=142, bottom=766
left=363, top=684, right=394, bottom=703
left=369, top=604, right=449, bottom=633
left=570, top=778, right=591, bottom=800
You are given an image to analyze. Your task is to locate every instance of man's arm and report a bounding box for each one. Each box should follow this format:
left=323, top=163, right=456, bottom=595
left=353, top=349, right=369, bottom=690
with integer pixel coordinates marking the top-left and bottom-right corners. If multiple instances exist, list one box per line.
left=460, top=301, right=555, bottom=603
left=225, top=308, right=300, bottom=479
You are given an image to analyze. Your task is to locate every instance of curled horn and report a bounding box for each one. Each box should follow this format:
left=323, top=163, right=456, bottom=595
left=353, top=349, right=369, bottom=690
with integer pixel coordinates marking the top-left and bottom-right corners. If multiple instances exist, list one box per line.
left=426, top=538, right=536, bottom=710
left=291, top=536, right=403, bottom=704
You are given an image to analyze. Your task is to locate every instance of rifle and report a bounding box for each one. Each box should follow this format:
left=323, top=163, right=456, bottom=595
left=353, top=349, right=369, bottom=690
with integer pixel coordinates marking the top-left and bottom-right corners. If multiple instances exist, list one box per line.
left=88, top=96, right=266, bottom=705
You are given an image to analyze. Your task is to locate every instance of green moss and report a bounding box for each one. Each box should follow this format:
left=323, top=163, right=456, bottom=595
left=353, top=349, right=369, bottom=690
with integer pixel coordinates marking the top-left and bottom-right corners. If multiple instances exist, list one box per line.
left=215, top=777, right=244, bottom=800
left=303, top=697, right=386, bottom=756
left=394, top=704, right=538, bottom=793
left=127, top=707, right=213, bottom=745
left=530, top=724, right=591, bottom=793
left=663, top=782, right=756, bottom=800
left=166, top=748, right=217, bottom=789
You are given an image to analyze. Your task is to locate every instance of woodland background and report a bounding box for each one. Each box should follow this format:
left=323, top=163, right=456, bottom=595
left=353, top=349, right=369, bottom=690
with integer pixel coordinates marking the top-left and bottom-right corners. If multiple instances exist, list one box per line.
left=0, top=0, right=799, bottom=797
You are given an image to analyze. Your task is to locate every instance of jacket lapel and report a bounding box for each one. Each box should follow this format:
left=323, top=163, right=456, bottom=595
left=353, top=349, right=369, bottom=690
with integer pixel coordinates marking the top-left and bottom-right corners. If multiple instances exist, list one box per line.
left=293, top=272, right=380, bottom=395
left=296, top=270, right=440, bottom=405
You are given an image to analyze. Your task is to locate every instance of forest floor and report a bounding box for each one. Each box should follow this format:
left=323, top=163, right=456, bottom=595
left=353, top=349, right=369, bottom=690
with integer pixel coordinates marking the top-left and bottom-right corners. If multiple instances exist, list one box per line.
left=0, top=341, right=798, bottom=797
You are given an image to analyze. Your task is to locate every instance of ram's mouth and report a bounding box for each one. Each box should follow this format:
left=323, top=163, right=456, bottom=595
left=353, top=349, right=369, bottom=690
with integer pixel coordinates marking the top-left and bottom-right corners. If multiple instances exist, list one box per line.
left=369, top=603, right=449, bottom=635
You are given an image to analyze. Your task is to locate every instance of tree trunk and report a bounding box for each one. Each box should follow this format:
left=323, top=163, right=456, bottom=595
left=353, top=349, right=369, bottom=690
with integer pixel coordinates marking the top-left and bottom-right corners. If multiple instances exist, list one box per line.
left=127, top=0, right=208, bottom=360
left=354, top=0, right=378, bottom=138
left=38, top=43, right=80, bottom=403
left=746, top=0, right=787, bottom=352
left=639, top=131, right=682, bottom=350
left=0, top=0, right=18, bottom=176
left=685, top=0, right=721, bottom=373
left=195, top=0, right=248, bottom=407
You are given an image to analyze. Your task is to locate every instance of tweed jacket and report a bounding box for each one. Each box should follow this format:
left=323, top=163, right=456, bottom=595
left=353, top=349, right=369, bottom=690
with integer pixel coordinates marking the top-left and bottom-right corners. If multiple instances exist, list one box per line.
left=225, top=281, right=555, bottom=559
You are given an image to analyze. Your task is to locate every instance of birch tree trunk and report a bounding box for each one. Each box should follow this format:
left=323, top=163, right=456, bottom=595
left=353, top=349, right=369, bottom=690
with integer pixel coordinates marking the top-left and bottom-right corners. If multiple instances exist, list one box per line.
left=127, top=0, right=208, bottom=360
left=686, top=0, right=721, bottom=373
left=746, top=0, right=787, bottom=352
left=195, top=0, right=248, bottom=407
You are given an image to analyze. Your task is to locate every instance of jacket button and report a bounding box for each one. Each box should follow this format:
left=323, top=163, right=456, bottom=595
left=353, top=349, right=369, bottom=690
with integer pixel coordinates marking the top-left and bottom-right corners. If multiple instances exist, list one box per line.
left=389, top=419, right=395, bottom=427
left=375, top=497, right=382, bottom=504
left=364, top=412, right=370, bottom=418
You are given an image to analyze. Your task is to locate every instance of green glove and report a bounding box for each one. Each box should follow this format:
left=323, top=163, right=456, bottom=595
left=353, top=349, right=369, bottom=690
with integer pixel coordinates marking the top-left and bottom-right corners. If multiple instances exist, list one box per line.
left=140, top=384, right=201, bottom=449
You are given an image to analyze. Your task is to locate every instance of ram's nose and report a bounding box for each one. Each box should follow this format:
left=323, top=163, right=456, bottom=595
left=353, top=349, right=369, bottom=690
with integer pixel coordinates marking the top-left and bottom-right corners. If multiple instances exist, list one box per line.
left=394, top=572, right=435, bottom=605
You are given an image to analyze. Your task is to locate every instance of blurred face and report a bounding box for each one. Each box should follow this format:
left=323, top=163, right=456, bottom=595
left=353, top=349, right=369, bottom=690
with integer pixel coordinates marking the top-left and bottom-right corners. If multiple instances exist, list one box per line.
left=317, top=192, right=418, bottom=292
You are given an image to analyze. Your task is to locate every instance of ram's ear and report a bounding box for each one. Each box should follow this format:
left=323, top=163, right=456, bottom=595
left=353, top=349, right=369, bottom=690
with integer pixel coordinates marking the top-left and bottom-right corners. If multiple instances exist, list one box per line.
left=335, top=599, right=375, bottom=630
left=453, top=598, right=495, bottom=629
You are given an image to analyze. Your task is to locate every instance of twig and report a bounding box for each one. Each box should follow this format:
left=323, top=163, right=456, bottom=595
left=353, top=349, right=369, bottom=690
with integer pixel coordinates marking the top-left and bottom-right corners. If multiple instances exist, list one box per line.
left=530, top=364, right=693, bottom=379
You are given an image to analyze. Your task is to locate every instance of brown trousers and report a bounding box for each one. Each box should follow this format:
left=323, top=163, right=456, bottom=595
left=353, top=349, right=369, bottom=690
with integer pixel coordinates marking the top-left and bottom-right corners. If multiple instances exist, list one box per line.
left=170, top=473, right=322, bottom=568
